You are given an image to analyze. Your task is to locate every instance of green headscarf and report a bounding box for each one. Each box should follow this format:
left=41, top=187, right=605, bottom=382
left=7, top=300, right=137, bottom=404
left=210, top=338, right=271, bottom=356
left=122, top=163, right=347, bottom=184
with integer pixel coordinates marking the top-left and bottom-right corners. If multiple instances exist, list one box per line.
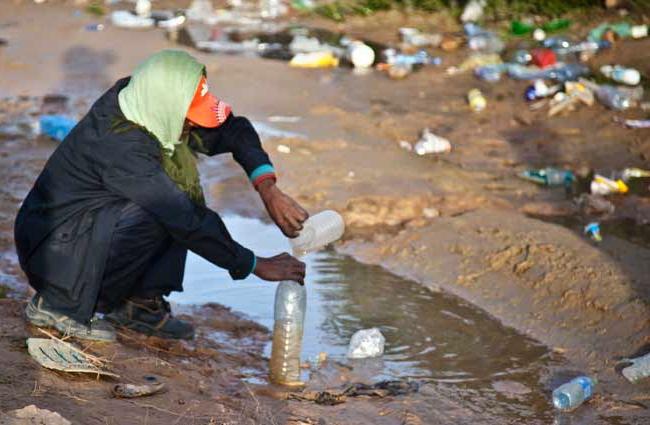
left=118, top=50, right=206, bottom=204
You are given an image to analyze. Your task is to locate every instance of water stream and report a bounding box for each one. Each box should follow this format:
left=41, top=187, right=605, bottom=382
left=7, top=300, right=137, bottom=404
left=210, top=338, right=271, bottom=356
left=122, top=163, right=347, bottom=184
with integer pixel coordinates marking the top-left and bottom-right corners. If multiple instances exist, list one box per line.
left=169, top=216, right=587, bottom=422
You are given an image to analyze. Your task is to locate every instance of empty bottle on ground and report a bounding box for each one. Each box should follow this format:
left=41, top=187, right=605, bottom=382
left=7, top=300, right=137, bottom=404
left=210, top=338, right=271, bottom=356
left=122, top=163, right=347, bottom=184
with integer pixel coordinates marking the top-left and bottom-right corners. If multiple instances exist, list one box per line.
left=600, top=65, right=641, bottom=86
left=519, top=168, right=575, bottom=186
left=552, top=376, right=596, bottom=411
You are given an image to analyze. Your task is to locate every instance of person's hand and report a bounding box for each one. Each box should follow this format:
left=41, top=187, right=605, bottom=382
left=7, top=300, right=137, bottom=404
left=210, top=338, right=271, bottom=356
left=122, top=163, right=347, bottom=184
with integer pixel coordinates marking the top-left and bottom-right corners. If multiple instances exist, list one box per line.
left=253, top=253, right=306, bottom=285
left=257, top=180, right=309, bottom=238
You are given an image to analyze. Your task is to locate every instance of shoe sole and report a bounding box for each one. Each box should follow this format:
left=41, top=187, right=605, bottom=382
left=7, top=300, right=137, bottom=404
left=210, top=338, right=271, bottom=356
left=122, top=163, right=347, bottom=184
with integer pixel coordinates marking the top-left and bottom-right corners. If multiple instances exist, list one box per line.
left=107, top=315, right=194, bottom=340
left=25, top=302, right=116, bottom=342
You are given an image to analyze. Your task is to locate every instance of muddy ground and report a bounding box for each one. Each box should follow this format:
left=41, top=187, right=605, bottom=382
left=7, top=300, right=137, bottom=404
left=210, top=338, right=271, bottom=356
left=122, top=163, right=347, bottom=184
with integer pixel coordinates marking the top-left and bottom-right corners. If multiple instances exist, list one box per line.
left=1, top=0, right=649, bottom=424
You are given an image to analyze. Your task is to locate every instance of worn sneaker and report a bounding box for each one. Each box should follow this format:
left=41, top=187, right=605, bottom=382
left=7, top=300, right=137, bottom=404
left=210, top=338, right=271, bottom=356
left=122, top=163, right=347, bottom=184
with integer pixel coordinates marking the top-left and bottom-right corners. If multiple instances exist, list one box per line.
left=25, top=295, right=116, bottom=342
left=106, top=296, right=195, bottom=340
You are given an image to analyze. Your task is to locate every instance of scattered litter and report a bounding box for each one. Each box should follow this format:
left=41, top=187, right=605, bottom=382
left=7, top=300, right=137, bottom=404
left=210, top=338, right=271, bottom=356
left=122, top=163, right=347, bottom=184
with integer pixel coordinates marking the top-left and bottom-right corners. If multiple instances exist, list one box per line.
left=289, top=51, right=339, bottom=68
left=287, top=380, right=420, bottom=405
left=467, top=88, right=486, bottom=112
left=399, top=27, right=442, bottom=48
left=111, top=10, right=155, bottom=29
left=552, top=376, right=596, bottom=411
left=347, top=41, right=375, bottom=69
left=112, top=381, right=166, bottom=398
left=590, top=174, right=628, bottom=195
left=413, top=128, right=451, bottom=155
left=277, top=144, right=291, bottom=154
left=616, top=118, right=650, bottom=129
left=519, top=168, right=574, bottom=187
left=27, top=336, right=118, bottom=377
left=460, top=0, right=485, bottom=23
left=399, top=140, right=413, bottom=151
left=531, top=49, right=557, bottom=69
left=621, top=167, right=650, bottom=180
left=39, top=114, right=76, bottom=142
left=584, top=222, right=602, bottom=242
left=600, top=64, right=641, bottom=86
left=620, top=352, right=650, bottom=383
left=85, top=24, right=105, bottom=32
left=5, top=405, right=71, bottom=425
left=347, top=327, right=385, bottom=359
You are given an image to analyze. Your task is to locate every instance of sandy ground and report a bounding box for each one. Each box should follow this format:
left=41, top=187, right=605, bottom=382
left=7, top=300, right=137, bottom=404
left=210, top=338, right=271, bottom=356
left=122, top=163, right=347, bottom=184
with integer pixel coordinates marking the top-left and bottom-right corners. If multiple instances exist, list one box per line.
left=1, top=0, right=649, bottom=424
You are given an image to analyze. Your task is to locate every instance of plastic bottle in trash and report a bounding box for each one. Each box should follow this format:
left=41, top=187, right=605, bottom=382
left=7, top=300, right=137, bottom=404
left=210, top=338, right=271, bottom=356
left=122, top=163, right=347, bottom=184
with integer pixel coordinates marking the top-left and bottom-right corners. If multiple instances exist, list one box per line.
left=269, top=280, right=306, bottom=387
left=39, top=115, right=76, bottom=142
left=591, top=83, right=644, bottom=110
left=600, top=65, right=641, bottom=86
left=290, top=210, right=345, bottom=257
left=508, top=63, right=589, bottom=82
left=621, top=352, right=650, bottom=383
left=552, top=376, right=596, bottom=411
left=467, top=89, right=486, bottom=112
left=468, top=33, right=505, bottom=53
left=475, top=64, right=506, bottom=82
left=512, top=49, right=532, bottom=65
left=519, top=168, right=575, bottom=186
left=414, top=128, right=452, bottom=155
left=584, top=222, right=602, bottom=242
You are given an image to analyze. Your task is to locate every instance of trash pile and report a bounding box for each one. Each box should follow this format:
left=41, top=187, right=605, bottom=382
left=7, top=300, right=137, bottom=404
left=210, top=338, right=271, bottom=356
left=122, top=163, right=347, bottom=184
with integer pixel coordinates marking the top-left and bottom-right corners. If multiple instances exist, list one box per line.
left=519, top=166, right=650, bottom=242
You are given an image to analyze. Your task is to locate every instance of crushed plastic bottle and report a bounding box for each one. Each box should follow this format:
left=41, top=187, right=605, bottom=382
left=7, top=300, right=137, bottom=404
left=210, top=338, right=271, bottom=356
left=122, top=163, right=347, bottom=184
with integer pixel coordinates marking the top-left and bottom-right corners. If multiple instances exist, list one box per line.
left=399, top=28, right=442, bottom=48
left=269, top=280, right=306, bottom=387
left=581, top=79, right=644, bottom=110
left=621, top=352, right=650, bottom=383
left=290, top=210, right=345, bottom=257
left=621, top=168, right=650, bottom=180
left=508, top=63, right=589, bottom=82
left=467, top=88, right=486, bottom=112
left=600, top=65, right=641, bottom=86
left=414, top=128, right=451, bottom=155
left=591, top=174, right=629, bottom=195
left=347, top=328, right=385, bottom=359
left=384, top=49, right=441, bottom=67
left=519, top=168, right=575, bottom=187
left=468, top=33, right=505, bottom=54
left=584, top=222, right=602, bottom=242
left=475, top=64, right=507, bottom=82
left=552, top=376, right=596, bottom=411
left=39, top=115, right=76, bottom=142
left=111, top=10, right=155, bottom=29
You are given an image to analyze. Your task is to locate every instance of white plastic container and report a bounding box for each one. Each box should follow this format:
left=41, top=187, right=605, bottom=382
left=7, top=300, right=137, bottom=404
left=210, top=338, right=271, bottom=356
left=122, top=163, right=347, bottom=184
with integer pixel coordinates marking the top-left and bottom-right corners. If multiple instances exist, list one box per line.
left=290, top=210, right=345, bottom=257
left=348, top=42, right=375, bottom=69
left=111, top=11, right=155, bottom=29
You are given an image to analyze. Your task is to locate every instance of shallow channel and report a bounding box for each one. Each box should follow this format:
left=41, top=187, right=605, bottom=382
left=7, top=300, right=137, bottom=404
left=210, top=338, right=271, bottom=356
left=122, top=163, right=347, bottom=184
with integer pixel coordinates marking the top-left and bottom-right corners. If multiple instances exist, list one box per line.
left=169, top=216, right=602, bottom=423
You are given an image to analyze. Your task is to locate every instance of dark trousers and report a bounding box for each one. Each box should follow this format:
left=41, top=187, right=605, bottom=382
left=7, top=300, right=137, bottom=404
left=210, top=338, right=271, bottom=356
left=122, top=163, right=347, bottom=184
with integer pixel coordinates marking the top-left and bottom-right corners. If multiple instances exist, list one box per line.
left=97, top=202, right=187, bottom=312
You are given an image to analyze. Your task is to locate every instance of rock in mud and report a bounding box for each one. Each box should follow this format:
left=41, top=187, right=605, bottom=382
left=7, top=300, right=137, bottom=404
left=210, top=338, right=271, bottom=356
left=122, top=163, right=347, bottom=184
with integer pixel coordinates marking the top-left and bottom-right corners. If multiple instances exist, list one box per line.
left=4, top=405, right=71, bottom=425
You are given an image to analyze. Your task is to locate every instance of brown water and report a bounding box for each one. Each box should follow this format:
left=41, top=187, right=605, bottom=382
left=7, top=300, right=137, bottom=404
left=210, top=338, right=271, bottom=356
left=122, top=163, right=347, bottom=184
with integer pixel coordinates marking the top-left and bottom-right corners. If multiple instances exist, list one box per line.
left=174, top=216, right=624, bottom=424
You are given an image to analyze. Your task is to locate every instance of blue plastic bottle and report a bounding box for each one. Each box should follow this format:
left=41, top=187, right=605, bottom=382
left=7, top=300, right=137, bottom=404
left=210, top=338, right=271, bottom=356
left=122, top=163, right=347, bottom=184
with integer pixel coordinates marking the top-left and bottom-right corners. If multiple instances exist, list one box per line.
left=39, top=115, right=76, bottom=142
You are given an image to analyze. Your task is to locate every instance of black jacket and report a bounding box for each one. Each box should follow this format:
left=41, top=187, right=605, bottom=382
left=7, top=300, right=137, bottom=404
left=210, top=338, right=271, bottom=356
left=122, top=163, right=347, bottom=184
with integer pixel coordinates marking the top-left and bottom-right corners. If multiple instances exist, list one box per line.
left=14, top=78, right=273, bottom=321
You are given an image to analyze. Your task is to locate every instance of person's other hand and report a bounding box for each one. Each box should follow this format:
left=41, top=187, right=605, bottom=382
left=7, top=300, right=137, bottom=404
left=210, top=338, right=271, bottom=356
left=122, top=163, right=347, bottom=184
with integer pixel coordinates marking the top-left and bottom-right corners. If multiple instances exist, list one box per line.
left=253, top=253, right=306, bottom=285
left=258, top=180, right=309, bottom=238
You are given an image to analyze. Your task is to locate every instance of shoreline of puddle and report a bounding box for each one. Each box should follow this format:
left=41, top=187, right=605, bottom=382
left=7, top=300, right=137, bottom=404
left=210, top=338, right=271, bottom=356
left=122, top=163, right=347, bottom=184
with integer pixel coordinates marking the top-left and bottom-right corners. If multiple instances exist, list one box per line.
left=170, top=215, right=593, bottom=423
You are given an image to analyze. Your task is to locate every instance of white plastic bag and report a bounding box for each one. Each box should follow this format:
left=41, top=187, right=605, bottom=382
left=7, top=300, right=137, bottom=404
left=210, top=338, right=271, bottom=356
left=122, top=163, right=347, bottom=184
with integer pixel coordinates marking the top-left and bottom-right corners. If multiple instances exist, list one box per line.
left=347, top=328, right=385, bottom=359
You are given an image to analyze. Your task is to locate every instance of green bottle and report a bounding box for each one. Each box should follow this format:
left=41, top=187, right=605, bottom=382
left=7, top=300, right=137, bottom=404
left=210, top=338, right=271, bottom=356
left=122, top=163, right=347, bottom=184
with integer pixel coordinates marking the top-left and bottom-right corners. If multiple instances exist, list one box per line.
left=511, top=20, right=534, bottom=35
left=542, top=18, right=571, bottom=33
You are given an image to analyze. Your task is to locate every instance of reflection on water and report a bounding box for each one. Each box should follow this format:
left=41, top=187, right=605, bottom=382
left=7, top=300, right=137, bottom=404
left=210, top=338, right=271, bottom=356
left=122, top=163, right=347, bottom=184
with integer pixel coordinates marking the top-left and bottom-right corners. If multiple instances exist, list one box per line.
left=171, top=216, right=584, bottom=423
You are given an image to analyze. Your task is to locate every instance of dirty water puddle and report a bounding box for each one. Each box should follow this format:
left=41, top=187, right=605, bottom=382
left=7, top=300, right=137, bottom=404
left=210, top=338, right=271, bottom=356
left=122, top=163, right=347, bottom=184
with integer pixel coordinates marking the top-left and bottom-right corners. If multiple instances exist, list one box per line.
left=171, top=217, right=606, bottom=423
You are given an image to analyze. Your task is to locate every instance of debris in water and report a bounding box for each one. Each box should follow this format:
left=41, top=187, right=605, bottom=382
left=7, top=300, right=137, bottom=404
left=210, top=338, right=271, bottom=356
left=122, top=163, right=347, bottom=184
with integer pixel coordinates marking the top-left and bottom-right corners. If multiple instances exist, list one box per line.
left=287, top=380, right=420, bottom=405
left=347, top=327, right=385, bottom=359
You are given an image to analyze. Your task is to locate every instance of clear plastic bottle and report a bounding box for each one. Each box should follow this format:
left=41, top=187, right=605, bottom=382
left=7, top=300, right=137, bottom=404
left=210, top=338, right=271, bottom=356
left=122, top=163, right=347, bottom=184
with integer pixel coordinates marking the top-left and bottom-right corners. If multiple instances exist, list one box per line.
left=508, top=63, right=589, bottom=82
left=591, top=84, right=644, bottom=110
left=519, top=168, right=575, bottom=186
left=621, top=353, right=650, bottom=383
left=600, top=65, right=641, bottom=86
left=552, top=376, right=596, bottom=411
left=270, top=211, right=345, bottom=386
left=269, top=280, right=306, bottom=387
left=290, top=210, right=345, bottom=257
